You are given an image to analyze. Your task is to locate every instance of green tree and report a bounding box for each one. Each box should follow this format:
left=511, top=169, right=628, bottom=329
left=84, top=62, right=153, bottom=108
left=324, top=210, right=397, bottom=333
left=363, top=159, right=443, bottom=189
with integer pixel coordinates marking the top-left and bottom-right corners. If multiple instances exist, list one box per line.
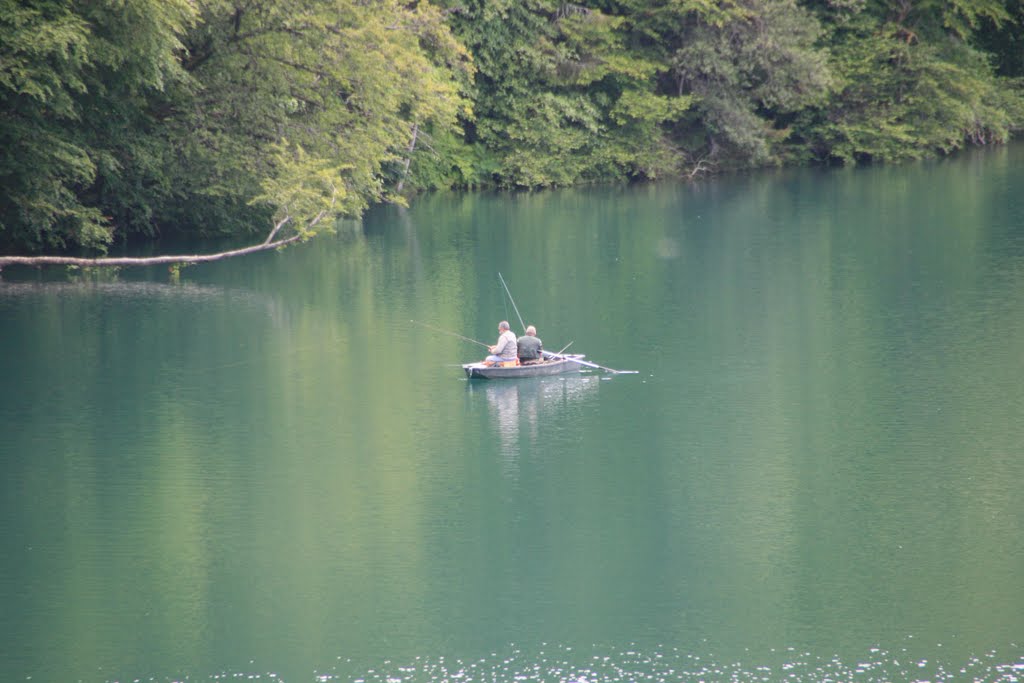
left=443, top=0, right=690, bottom=187
left=972, top=0, right=1024, bottom=77
left=167, top=0, right=473, bottom=237
left=1, top=0, right=472, bottom=255
left=612, top=0, right=833, bottom=168
left=796, top=0, right=1024, bottom=162
left=0, top=0, right=196, bottom=252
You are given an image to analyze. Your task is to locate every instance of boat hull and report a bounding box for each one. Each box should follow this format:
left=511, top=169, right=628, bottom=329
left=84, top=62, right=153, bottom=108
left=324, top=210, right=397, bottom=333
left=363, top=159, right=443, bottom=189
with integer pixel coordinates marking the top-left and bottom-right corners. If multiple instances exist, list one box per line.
left=462, top=355, right=585, bottom=379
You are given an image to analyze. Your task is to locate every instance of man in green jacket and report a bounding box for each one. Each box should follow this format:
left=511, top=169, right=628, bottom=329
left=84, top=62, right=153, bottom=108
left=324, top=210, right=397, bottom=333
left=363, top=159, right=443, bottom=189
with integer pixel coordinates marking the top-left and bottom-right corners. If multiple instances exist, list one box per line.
left=517, top=325, right=543, bottom=363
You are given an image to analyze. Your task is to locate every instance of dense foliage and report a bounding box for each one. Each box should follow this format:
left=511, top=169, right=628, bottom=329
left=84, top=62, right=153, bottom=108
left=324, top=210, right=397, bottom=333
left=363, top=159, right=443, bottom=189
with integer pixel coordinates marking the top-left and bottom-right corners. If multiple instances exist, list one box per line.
left=0, top=0, right=471, bottom=252
left=2, top=0, right=1022, bottom=253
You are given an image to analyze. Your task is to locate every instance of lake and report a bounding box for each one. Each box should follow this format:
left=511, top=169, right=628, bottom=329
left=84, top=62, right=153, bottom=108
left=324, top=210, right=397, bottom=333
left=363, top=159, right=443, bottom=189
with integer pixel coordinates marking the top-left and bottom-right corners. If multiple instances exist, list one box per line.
left=2, top=145, right=1024, bottom=683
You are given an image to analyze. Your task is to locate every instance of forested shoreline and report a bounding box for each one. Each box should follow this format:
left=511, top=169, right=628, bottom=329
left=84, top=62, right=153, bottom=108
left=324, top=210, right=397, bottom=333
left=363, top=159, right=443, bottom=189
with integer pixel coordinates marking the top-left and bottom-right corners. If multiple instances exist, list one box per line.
left=2, top=0, right=1023, bottom=256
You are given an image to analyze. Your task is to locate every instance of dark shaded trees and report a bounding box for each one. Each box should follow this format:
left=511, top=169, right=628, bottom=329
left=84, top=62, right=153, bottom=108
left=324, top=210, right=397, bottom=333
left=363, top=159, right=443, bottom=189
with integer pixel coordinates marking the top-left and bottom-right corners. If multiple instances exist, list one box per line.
left=793, top=0, right=1024, bottom=161
left=2, top=0, right=1022, bottom=258
left=0, top=0, right=471, bottom=255
left=0, top=0, right=197, bottom=251
left=621, top=0, right=834, bottom=167
left=445, top=0, right=835, bottom=182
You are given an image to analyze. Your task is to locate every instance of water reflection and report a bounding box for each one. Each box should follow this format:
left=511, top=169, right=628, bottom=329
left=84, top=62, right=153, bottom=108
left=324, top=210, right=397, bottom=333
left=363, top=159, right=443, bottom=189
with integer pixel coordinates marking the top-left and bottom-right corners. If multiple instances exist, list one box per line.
left=0, top=280, right=285, bottom=320
left=469, top=376, right=600, bottom=470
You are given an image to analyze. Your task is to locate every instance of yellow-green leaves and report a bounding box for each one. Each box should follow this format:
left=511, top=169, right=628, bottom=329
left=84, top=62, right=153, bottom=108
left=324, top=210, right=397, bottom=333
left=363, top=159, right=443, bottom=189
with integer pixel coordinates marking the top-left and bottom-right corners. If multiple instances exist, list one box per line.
left=0, top=0, right=198, bottom=252
left=0, top=1, right=91, bottom=114
left=252, top=141, right=352, bottom=240
left=610, top=90, right=695, bottom=126
left=183, top=0, right=472, bottom=234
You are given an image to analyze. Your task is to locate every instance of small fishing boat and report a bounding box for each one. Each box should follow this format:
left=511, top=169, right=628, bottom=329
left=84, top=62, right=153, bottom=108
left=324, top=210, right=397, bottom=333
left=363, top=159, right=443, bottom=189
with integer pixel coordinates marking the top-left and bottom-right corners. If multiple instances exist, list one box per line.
left=415, top=274, right=636, bottom=379
left=462, top=354, right=587, bottom=380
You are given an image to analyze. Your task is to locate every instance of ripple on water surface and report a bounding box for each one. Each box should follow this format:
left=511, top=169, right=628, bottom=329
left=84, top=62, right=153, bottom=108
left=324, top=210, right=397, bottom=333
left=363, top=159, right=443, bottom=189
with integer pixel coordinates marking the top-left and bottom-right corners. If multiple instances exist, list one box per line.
left=293, top=643, right=1024, bottom=683
left=87, top=643, right=1024, bottom=682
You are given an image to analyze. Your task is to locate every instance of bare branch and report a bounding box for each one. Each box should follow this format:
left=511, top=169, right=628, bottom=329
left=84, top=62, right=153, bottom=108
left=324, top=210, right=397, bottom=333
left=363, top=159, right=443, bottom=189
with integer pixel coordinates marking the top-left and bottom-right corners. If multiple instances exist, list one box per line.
left=396, top=121, right=419, bottom=194
left=263, top=214, right=291, bottom=244
left=686, top=155, right=715, bottom=179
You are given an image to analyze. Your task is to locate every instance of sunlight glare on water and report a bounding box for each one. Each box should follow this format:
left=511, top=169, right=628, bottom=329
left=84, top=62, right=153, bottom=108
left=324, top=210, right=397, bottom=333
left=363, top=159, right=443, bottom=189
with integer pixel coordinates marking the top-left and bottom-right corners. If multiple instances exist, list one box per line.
left=305, top=643, right=1024, bottom=683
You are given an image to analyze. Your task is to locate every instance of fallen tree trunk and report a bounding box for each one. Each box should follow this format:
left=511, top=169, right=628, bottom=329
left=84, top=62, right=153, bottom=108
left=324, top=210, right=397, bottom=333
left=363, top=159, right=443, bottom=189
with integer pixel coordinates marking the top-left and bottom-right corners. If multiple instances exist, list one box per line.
left=0, top=215, right=309, bottom=272
left=0, top=236, right=304, bottom=270
left=0, top=188, right=342, bottom=274
left=0, top=233, right=302, bottom=270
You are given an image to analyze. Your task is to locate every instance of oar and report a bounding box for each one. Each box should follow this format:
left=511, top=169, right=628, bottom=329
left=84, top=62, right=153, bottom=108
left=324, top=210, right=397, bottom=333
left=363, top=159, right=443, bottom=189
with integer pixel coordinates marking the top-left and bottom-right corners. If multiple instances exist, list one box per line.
left=544, top=351, right=638, bottom=375
left=410, top=320, right=490, bottom=349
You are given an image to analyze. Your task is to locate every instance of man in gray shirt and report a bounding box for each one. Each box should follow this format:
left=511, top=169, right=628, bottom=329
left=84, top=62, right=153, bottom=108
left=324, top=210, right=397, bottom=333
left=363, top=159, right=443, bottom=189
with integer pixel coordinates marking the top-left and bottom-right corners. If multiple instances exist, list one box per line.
left=517, top=325, right=543, bottom=363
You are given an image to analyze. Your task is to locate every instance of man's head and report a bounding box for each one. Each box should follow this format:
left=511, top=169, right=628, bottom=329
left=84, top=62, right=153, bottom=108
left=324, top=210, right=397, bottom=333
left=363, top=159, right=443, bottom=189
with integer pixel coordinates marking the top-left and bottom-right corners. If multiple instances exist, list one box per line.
left=498, top=321, right=510, bottom=331
left=526, top=325, right=537, bottom=336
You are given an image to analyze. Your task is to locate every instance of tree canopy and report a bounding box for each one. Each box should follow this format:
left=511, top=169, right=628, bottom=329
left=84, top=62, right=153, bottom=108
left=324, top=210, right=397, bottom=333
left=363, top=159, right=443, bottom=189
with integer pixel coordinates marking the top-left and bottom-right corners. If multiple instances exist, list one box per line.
left=1, top=0, right=472, bottom=255
left=1, top=0, right=1021, bottom=256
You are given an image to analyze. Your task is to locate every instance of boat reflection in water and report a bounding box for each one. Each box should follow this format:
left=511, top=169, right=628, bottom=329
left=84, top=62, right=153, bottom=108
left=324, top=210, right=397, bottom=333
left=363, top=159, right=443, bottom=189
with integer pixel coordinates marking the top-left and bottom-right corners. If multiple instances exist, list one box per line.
left=468, top=375, right=600, bottom=474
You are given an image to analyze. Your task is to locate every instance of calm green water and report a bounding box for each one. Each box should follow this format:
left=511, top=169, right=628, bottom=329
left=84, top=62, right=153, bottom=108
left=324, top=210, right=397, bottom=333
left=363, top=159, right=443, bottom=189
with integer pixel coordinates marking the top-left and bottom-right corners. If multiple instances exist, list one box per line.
left=2, top=146, right=1024, bottom=683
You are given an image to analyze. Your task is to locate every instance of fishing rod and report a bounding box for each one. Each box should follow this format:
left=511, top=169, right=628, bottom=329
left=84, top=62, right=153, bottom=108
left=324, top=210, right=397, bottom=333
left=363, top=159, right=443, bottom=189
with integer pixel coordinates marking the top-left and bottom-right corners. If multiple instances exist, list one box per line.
left=410, top=320, right=490, bottom=348
left=497, top=274, right=637, bottom=374
left=497, top=272, right=527, bottom=334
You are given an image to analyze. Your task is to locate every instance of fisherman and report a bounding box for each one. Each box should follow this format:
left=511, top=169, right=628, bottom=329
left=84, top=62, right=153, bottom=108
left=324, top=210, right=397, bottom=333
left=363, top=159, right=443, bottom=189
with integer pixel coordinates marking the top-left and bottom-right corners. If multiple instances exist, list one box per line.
left=517, top=325, right=543, bottom=364
left=484, top=320, right=518, bottom=366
